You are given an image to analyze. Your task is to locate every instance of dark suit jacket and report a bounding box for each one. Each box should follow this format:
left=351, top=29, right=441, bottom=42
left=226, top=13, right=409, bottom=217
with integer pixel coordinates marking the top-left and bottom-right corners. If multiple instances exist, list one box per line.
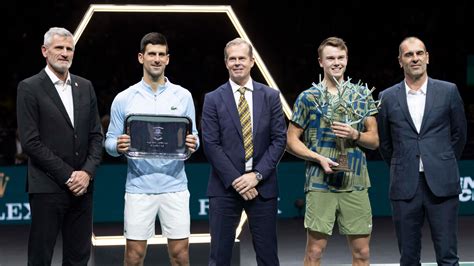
left=202, top=81, right=287, bottom=198
left=16, top=69, right=103, bottom=193
left=377, top=78, right=467, bottom=200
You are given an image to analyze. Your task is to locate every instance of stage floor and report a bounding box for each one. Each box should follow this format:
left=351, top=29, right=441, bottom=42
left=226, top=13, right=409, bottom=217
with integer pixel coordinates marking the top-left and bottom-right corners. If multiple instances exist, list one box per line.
left=1, top=216, right=473, bottom=265
left=240, top=216, right=474, bottom=266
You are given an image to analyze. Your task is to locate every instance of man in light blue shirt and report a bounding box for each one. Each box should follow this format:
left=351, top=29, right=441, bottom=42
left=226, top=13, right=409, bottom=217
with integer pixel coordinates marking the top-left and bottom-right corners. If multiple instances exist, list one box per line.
left=105, top=32, right=198, bottom=266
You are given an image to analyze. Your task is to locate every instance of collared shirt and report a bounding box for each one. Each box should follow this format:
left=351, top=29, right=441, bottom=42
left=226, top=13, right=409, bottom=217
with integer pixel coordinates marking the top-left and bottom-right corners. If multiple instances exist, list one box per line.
left=291, top=82, right=377, bottom=192
left=229, top=78, right=254, bottom=171
left=405, top=79, right=427, bottom=172
left=45, top=66, right=74, bottom=126
left=105, top=77, right=199, bottom=194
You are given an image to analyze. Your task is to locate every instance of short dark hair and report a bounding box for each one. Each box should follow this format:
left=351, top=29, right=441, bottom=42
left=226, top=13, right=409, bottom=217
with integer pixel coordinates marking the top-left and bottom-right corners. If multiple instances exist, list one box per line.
left=140, top=32, right=168, bottom=53
left=398, top=36, right=426, bottom=57
left=317, top=37, right=348, bottom=58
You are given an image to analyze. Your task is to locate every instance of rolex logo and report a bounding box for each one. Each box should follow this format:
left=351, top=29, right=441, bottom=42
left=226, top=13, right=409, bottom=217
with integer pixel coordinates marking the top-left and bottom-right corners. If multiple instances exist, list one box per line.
left=0, top=172, right=10, bottom=198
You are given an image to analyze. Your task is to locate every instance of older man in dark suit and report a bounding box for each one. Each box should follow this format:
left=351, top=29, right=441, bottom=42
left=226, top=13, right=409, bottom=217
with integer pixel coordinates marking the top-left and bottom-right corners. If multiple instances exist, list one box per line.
left=201, top=38, right=287, bottom=265
left=16, top=27, right=103, bottom=265
left=377, top=36, right=467, bottom=266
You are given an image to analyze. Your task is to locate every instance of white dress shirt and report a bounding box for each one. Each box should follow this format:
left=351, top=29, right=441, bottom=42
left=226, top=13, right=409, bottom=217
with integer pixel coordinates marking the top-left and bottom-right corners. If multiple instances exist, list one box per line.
left=405, top=79, right=427, bottom=172
left=45, top=66, right=74, bottom=127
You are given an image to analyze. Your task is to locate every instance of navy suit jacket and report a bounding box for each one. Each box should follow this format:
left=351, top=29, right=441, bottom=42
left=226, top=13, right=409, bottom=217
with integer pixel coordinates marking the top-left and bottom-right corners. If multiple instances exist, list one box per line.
left=16, top=69, right=103, bottom=193
left=202, top=81, right=287, bottom=198
left=377, top=78, right=467, bottom=200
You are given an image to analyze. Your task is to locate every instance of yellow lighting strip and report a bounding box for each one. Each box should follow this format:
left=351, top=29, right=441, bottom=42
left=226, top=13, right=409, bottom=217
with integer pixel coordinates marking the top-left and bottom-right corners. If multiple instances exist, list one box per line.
left=74, top=4, right=289, bottom=246
left=74, top=4, right=292, bottom=118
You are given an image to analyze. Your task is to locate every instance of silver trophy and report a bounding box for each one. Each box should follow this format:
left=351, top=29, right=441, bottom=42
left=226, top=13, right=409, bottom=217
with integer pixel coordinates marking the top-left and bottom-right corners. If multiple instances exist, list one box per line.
left=124, top=114, right=192, bottom=160
left=310, top=76, right=380, bottom=172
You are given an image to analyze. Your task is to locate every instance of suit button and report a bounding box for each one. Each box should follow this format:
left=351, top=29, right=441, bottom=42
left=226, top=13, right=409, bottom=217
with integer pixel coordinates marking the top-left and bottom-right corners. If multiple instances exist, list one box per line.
left=75, top=152, right=79, bottom=156
left=74, top=134, right=78, bottom=139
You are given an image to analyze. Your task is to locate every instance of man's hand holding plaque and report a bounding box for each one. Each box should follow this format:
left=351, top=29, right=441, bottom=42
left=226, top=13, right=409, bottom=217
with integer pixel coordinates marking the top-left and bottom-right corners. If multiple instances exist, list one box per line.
left=185, top=134, right=198, bottom=154
left=119, top=133, right=197, bottom=154
left=117, top=134, right=131, bottom=154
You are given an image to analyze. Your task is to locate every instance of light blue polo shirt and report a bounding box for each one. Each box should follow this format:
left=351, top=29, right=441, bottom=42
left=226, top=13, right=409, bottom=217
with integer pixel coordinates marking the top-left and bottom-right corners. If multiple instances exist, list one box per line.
left=105, top=78, right=199, bottom=194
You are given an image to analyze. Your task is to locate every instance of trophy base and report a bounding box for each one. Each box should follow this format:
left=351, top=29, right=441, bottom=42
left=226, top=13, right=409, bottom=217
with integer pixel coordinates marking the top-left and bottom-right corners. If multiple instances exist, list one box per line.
left=331, top=153, right=353, bottom=172
left=330, top=165, right=354, bottom=173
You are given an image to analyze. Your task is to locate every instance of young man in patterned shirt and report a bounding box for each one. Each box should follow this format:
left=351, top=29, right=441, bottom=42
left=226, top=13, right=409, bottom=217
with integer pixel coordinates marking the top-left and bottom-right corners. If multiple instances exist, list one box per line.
left=286, top=37, right=379, bottom=266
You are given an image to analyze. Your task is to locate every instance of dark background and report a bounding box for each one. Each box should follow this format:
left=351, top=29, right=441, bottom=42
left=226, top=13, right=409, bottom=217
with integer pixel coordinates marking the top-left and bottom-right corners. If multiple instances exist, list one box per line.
left=2, top=0, right=474, bottom=165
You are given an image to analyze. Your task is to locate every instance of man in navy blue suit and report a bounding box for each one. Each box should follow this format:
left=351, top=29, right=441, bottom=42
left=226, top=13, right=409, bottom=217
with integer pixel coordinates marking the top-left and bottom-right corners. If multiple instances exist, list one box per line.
left=377, top=37, right=467, bottom=265
left=201, top=38, right=287, bottom=265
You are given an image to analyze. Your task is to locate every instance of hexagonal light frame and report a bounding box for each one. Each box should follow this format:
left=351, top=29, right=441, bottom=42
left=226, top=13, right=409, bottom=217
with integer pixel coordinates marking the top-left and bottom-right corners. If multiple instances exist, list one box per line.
left=74, top=4, right=291, bottom=246
left=74, top=4, right=291, bottom=117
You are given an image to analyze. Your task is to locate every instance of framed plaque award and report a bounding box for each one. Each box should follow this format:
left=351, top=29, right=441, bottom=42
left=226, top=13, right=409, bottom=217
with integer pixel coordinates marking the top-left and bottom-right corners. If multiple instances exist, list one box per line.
left=124, top=114, right=192, bottom=160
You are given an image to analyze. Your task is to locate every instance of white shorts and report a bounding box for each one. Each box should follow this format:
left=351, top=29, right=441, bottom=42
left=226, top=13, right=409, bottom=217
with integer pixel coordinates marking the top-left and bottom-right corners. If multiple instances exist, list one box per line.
left=124, top=190, right=190, bottom=240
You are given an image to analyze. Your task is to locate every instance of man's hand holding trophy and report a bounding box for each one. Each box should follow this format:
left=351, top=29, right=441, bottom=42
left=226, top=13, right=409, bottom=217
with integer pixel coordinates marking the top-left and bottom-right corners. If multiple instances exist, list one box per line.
left=310, top=76, right=380, bottom=173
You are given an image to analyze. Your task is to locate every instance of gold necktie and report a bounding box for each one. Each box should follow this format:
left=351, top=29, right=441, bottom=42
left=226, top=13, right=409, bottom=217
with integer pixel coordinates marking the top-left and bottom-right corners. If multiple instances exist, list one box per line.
left=238, top=87, right=253, bottom=161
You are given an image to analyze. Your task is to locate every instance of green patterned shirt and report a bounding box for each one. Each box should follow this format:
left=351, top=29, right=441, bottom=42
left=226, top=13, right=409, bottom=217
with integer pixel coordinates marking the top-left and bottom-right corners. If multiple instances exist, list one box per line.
left=291, top=82, right=378, bottom=192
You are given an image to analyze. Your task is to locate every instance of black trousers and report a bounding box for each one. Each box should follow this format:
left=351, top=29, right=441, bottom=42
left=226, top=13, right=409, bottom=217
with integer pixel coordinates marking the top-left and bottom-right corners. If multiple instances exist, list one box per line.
left=391, top=173, right=459, bottom=266
left=28, top=192, right=93, bottom=266
left=209, top=195, right=279, bottom=266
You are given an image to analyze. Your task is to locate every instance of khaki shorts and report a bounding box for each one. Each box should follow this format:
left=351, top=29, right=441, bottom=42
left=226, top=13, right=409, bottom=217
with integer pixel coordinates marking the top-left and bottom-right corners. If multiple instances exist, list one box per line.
left=124, top=190, right=190, bottom=240
left=304, top=189, right=372, bottom=235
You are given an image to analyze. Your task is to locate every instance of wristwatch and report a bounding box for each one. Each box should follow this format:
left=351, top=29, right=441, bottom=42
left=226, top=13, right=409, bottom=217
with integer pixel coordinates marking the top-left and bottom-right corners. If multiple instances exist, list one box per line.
left=254, top=171, right=263, bottom=182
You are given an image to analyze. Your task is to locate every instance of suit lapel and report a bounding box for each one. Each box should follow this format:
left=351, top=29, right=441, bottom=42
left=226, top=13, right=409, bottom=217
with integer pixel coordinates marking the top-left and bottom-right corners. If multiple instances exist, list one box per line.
left=419, top=78, right=435, bottom=135
left=396, top=81, right=418, bottom=133
left=220, top=83, right=243, bottom=140
left=252, top=82, right=263, bottom=139
left=41, top=70, right=73, bottom=128
left=71, top=76, right=80, bottom=128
